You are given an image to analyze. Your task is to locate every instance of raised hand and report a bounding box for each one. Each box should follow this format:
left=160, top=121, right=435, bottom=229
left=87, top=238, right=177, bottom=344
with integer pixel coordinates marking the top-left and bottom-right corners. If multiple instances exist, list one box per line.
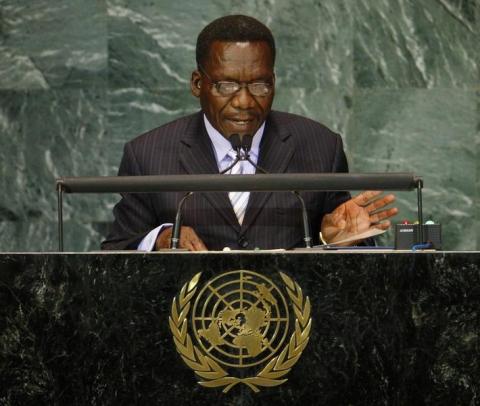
left=320, top=191, right=398, bottom=245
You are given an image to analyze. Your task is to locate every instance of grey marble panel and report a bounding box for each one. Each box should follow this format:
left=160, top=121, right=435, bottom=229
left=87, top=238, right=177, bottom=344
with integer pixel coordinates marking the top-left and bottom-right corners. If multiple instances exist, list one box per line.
left=0, top=0, right=107, bottom=89
left=0, top=220, right=109, bottom=252
left=107, top=87, right=200, bottom=157
left=108, top=1, right=354, bottom=91
left=0, top=89, right=114, bottom=229
left=353, top=0, right=478, bottom=88
left=273, top=85, right=353, bottom=139
left=347, top=88, right=477, bottom=250
left=108, top=0, right=206, bottom=90
left=476, top=91, right=479, bottom=250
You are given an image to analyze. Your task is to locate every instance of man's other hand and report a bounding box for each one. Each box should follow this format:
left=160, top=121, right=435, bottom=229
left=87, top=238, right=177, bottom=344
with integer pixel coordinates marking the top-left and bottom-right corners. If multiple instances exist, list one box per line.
left=321, top=191, right=398, bottom=245
left=155, top=226, right=208, bottom=251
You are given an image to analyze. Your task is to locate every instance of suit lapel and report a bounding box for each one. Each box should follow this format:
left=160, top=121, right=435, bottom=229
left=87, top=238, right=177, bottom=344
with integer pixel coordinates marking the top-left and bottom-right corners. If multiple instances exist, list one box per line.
left=241, top=114, right=295, bottom=232
left=179, top=114, right=240, bottom=231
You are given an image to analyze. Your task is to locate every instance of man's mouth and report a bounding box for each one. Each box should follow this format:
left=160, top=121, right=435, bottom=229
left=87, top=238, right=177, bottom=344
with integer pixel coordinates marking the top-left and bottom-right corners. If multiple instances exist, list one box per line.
left=227, top=118, right=254, bottom=126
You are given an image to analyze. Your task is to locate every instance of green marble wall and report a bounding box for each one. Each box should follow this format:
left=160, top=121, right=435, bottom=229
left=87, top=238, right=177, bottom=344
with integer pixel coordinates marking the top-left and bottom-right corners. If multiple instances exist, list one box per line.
left=0, top=0, right=478, bottom=251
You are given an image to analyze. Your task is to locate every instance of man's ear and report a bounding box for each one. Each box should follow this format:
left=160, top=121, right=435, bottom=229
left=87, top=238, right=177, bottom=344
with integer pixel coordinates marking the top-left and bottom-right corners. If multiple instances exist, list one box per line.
left=191, top=70, right=202, bottom=97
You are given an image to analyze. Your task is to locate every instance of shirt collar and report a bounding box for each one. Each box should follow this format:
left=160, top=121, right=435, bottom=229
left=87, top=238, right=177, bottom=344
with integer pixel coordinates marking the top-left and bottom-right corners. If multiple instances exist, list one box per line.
left=203, top=114, right=265, bottom=163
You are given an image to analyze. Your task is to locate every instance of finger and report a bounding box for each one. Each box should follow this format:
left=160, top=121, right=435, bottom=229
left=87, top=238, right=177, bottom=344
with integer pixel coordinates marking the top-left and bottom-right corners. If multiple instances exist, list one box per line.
left=180, top=235, right=196, bottom=251
left=180, top=227, right=208, bottom=251
left=191, top=238, right=208, bottom=251
left=369, top=207, right=399, bottom=223
left=365, top=194, right=396, bottom=213
left=182, top=241, right=196, bottom=251
left=371, top=220, right=391, bottom=230
left=352, top=190, right=382, bottom=206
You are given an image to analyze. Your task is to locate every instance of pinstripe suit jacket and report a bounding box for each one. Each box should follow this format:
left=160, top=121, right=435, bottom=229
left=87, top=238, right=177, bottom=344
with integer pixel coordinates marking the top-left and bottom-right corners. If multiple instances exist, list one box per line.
left=101, top=111, right=351, bottom=250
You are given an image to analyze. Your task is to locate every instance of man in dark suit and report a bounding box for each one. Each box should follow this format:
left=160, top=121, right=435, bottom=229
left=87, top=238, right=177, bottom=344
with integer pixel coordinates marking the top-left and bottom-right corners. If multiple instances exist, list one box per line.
left=102, top=15, right=397, bottom=251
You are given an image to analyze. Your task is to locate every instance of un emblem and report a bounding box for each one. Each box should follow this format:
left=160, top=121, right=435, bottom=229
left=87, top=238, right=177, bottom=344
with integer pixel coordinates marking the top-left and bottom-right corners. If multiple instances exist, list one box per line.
left=169, top=270, right=311, bottom=393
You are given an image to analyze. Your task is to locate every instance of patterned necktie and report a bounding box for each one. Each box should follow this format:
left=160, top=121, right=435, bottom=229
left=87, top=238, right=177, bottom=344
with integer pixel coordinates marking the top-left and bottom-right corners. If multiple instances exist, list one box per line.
left=227, top=152, right=250, bottom=225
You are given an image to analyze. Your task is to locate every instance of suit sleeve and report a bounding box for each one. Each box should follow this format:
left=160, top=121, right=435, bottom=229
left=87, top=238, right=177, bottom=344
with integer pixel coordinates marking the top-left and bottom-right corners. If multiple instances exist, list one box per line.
left=101, top=142, right=158, bottom=250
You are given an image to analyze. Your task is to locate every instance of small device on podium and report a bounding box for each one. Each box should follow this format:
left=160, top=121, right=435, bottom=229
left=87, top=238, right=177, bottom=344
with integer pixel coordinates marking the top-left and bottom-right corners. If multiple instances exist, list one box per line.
left=394, top=221, right=442, bottom=250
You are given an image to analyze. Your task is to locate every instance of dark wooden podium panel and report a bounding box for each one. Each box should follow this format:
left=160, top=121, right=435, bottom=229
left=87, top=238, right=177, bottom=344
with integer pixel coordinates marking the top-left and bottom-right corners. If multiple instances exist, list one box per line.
left=0, top=252, right=478, bottom=405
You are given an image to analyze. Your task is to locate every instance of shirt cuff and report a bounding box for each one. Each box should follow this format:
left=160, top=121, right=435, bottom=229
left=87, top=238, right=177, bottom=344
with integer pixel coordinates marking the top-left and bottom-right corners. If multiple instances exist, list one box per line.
left=137, top=224, right=173, bottom=251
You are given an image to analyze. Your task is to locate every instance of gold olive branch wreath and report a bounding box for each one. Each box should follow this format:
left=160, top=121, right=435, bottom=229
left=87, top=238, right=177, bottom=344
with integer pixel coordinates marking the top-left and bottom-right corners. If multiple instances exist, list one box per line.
left=169, top=272, right=312, bottom=393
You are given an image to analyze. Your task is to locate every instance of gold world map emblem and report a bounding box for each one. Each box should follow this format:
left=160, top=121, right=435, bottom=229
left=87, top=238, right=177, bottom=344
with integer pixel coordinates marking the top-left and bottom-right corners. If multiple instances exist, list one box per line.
left=169, top=270, right=312, bottom=393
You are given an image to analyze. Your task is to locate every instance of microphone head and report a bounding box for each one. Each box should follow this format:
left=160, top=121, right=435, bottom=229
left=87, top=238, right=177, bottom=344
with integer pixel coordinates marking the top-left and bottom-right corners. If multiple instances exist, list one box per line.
left=240, top=134, right=253, bottom=152
left=228, top=134, right=242, bottom=150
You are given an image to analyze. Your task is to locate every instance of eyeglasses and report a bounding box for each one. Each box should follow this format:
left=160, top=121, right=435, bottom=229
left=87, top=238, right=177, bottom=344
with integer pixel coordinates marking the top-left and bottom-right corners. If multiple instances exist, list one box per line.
left=198, top=65, right=273, bottom=97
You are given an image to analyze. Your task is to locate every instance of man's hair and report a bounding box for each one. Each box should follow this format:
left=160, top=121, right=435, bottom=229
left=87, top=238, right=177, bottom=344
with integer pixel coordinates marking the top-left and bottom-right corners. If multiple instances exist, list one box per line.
left=196, top=15, right=276, bottom=67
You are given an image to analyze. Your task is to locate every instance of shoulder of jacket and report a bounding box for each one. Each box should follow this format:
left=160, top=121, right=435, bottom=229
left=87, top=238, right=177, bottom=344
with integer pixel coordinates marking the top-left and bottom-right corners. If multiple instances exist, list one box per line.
left=126, top=112, right=200, bottom=147
left=269, top=110, right=342, bottom=141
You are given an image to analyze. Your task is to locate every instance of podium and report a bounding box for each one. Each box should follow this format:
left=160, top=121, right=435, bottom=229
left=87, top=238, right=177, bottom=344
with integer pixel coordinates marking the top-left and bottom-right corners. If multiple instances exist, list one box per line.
left=1, top=252, right=478, bottom=405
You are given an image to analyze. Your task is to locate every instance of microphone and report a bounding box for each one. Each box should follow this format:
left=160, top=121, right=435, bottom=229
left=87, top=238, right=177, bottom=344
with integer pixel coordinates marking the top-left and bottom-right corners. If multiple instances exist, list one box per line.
left=239, top=133, right=253, bottom=154
left=228, top=133, right=253, bottom=157
left=231, top=134, right=313, bottom=249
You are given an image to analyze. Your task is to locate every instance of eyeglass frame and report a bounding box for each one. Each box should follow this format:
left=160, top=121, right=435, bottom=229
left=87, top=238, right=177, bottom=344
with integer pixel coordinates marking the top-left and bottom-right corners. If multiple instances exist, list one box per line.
left=197, top=64, right=274, bottom=98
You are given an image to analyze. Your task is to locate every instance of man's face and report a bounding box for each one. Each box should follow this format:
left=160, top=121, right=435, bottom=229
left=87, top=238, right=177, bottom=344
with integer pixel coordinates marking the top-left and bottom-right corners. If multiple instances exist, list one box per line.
left=191, top=41, right=275, bottom=138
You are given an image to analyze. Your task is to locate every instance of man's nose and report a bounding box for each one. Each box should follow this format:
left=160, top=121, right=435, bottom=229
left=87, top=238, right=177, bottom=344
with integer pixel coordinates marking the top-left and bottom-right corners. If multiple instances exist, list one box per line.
left=230, top=86, right=256, bottom=109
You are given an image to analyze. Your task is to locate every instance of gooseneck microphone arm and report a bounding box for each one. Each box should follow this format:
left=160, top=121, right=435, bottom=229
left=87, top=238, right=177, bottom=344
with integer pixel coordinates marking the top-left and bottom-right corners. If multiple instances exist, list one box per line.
left=233, top=134, right=313, bottom=249
left=170, top=192, right=193, bottom=249
left=293, top=191, right=312, bottom=248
